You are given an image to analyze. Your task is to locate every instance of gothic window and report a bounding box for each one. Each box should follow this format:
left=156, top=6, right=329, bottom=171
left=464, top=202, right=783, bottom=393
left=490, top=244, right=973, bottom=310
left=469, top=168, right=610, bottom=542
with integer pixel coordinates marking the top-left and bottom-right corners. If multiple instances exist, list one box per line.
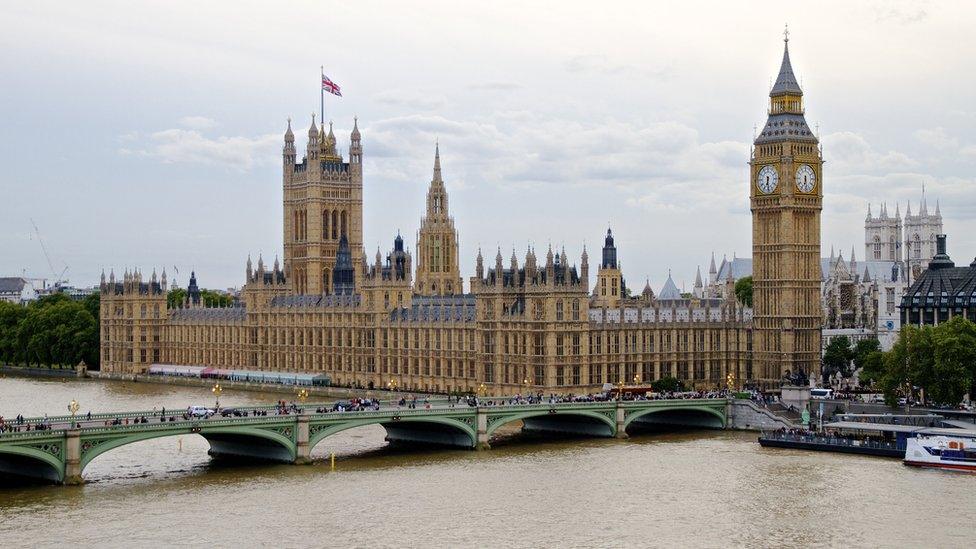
left=873, top=235, right=881, bottom=260
left=340, top=210, right=347, bottom=238
left=889, top=236, right=896, bottom=260
left=331, top=211, right=338, bottom=240
left=322, top=210, right=329, bottom=240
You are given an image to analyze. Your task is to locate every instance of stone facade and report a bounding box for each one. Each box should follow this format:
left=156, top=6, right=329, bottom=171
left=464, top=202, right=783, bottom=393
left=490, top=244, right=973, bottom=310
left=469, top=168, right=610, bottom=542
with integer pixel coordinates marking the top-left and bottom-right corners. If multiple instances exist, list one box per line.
left=100, top=38, right=828, bottom=393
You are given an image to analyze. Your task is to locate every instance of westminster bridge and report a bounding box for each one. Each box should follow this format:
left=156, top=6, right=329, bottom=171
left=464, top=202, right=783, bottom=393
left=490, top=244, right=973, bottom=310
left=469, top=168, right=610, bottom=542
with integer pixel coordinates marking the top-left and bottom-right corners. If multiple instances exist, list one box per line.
left=0, top=398, right=732, bottom=485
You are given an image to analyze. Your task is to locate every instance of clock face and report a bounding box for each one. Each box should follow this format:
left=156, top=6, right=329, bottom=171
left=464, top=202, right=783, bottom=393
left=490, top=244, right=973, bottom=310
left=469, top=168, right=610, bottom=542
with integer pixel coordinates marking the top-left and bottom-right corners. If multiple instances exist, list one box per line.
left=757, top=166, right=778, bottom=194
left=796, top=164, right=816, bottom=193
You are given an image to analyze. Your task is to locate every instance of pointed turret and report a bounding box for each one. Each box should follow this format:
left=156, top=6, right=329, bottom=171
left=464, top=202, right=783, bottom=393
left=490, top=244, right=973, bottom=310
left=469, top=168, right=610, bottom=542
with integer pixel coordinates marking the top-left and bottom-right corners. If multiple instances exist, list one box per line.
left=475, top=247, right=484, bottom=279
left=246, top=255, right=253, bottom=281
left=709, top=252, right=718, bottom=280
left=659, top=270, right=681, bottom=300
left=866, top=203, right=872, bottom=221
left=935, top=199, right=941, bottom=218
left=433, top=141, right=442, bottom=182
left=770, top=28, right=802, bottom=97
left=284, top=118, right=294, bottom=143
left=755, top=29, right=816, bottom=145
left=862, top=265, right=872, bottom=284
left=307, top=113, right=318, bottom=140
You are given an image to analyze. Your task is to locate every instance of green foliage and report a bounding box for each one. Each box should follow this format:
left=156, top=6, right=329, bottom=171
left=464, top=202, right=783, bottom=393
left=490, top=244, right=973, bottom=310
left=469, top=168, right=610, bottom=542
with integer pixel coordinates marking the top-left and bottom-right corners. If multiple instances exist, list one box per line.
left=734, top=276, right=753, bottom=308
left=167, top=288, right=187, bottom=309
left=0, top=295, right=99, bottom=368
left=201, top=290, right=233, bottom=308
left=651, top=376, right=684, bottom=392
left=821, top=336, right=854, bottom=384
left=874, top=318, right=976, bottom=406
left=167, top=288, right=233, bottom=308
left=857, top=350, right=886, bottom=386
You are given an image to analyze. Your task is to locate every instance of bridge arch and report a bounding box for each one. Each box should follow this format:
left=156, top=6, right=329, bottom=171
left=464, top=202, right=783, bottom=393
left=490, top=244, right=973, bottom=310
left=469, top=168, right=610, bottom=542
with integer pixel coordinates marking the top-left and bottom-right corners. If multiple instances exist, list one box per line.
left=79, top=425, right=297, bottom=474
left=623, top=405, right=726, bottom=431
left=308, top=415, right=477, bottom=451
left=0, top=442, right=65, bottom=484
left=486, top=409, right=617, bottom=438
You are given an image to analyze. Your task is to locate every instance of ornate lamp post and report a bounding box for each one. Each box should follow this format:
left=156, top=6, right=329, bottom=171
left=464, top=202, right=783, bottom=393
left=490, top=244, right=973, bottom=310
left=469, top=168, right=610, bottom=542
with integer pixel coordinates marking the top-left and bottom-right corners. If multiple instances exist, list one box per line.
left=212, top=383, right=223, bottom=410
left=297, top=388, right=309, bottom=405
left=617, top=380, right=625, bottom=402
left=387, top=378, right=400, bottom=405
left=726, top=371, right=736, bottom=392
left=477, top=382, right=487, bottom=398
left=68, top=399, right=79, bottom=428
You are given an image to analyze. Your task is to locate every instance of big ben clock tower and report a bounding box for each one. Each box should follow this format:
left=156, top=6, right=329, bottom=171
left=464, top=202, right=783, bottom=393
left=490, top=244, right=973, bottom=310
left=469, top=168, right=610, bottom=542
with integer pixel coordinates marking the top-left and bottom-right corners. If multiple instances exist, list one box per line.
left=751, top=30, right=823, bottom=387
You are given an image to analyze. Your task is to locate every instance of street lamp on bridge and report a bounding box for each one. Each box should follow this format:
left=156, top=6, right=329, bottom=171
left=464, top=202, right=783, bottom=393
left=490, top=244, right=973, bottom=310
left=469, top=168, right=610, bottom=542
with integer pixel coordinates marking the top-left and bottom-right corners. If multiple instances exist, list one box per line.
left=212, top=383, right=223, bottom=410
left=297, top=388, right=309, bottom=407
left=67, top=399, right=79, bottom=428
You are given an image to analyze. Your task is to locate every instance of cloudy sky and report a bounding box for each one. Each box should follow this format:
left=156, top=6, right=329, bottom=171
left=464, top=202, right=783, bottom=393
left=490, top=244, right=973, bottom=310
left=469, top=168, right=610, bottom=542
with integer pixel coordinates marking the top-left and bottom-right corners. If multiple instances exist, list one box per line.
left=2, top=1, right=974, bottom=293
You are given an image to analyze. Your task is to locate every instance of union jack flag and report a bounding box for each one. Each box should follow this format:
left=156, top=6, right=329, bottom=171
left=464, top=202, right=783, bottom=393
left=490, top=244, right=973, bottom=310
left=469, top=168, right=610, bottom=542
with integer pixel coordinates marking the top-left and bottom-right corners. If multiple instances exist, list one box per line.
left=322, top=75, right=342, bottom=97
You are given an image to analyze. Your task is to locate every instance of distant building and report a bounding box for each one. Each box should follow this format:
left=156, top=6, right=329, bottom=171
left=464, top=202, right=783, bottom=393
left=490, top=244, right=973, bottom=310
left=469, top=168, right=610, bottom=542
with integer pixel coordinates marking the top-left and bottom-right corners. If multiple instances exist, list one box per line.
left=900, top=235, right=976, bottom=326
left=0, top=277, right=37, bottom=304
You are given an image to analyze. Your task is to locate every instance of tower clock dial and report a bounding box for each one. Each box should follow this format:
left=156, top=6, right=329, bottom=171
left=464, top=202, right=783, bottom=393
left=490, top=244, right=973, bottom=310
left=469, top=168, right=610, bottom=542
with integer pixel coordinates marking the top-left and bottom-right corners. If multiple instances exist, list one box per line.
left=795, top=164, right=816, bottom=193
left=757, top=165, right=779, bottom=194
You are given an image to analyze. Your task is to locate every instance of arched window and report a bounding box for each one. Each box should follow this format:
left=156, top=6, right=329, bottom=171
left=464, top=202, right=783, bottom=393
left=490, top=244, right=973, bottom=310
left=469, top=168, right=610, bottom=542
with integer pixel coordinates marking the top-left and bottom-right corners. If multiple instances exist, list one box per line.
left=889, top=236, right=896, bottom=260
left=322, top=209, right=329, bottom=240
left=331, top=211, right=338, bottom=240
left=873, top=235, right=881, bottom=260
left=340, top=211, right=347, bottom=238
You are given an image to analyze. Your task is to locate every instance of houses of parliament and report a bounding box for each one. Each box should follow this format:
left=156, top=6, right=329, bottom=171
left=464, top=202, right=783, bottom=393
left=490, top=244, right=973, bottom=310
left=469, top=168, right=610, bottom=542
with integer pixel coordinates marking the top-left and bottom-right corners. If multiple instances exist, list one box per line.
left=100, top=36, right=823, bottom=393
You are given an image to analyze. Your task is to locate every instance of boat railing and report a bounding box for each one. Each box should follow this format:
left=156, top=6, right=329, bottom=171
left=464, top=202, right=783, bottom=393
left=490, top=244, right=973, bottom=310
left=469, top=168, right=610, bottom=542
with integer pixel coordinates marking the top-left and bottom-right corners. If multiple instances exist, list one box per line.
left=761, top=431, right=901, bottom=451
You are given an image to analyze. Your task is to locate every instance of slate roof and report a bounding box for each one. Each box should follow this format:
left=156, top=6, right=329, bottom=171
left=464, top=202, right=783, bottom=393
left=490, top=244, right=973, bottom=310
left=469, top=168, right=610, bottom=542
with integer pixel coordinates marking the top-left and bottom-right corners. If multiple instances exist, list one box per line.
left=270, top=294, right=362, bottom=308
left=171, top=307, right=247, bottom=322
left=658, top=274, right=682, bottom=300
left=390, top=294, right=476, bottom=323
left=0, top=277, right=27, bottom=294
left=770, top=40, right=802, bottom=96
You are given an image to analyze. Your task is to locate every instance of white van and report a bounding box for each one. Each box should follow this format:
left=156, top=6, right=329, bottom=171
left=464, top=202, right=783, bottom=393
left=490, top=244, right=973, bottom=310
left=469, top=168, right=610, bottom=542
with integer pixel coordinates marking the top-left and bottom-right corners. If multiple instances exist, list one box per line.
left=188, top=406, right=213, bottom=418
left=810, top=388, right=833, bottom=400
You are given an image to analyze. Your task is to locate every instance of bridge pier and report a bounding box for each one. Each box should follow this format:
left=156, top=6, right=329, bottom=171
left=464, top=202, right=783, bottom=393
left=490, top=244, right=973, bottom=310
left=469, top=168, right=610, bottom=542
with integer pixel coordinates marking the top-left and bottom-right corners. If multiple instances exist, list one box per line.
left=64, top=429, right=83, bottom=485
left=614, top=404, right=629, bottom=439
left=294, top=414, right=311, bottom=465
left=475, top=408, right=490, bottom=450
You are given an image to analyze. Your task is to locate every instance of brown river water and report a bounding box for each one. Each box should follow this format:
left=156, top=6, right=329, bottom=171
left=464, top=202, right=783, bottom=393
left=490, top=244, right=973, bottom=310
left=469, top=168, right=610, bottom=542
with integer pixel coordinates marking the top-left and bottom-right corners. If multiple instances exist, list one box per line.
left=0, top=376, right=974, bottom=548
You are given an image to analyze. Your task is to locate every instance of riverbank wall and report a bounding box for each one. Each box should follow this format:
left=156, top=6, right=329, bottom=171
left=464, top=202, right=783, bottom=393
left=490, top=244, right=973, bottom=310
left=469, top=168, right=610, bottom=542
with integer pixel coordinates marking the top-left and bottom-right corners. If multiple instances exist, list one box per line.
left=729, top=399, right=798, bottom=431
left=0, top=365, right=84, bottom=379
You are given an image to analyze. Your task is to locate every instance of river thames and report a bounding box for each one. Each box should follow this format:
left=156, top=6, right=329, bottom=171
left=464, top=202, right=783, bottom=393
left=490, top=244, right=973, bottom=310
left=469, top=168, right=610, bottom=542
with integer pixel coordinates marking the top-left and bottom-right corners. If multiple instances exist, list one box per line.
left=0, top=376, right=974, bottom=548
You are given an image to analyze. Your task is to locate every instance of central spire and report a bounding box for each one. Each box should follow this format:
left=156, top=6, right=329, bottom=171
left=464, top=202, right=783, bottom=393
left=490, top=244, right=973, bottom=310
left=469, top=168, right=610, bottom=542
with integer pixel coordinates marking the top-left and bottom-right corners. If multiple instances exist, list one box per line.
left=771, top=26, right=802, bottom=97
left=433, top=141, right=442, bottom=183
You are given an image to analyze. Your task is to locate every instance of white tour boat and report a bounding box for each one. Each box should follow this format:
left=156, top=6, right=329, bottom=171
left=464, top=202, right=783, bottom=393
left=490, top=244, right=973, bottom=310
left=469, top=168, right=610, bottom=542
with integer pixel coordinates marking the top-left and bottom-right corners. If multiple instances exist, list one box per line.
left=904, top=433, right=976, bottom=472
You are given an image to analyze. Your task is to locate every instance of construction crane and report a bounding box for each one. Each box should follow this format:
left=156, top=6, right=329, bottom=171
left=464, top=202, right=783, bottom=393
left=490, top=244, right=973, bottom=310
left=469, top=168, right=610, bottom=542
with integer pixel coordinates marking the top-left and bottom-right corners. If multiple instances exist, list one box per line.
left=29, top=218, right=69, bottom=286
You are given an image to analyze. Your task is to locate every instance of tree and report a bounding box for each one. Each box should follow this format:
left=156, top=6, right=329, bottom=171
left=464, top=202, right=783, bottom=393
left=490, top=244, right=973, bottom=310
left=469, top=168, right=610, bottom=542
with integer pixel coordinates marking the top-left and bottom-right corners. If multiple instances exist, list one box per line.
left=821, top=335, right=854, bottom=386
left=857, top=350, right=886, bottom=387
left=651, top=376, right=684, bottom=392
left=201, top=290, right=233, bottom=308
left=167, top=288, right=187, bottom=309
left=852, top=338, right=881, bottom=386
left=0, top=301, right=27, bottom=364
left=734, top=276, right=752, bottom=308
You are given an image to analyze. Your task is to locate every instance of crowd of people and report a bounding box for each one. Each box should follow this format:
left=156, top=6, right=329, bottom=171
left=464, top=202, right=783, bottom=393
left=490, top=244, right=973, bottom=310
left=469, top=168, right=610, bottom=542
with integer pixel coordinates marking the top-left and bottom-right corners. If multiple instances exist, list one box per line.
left=1, top=389, right=739, bottom=435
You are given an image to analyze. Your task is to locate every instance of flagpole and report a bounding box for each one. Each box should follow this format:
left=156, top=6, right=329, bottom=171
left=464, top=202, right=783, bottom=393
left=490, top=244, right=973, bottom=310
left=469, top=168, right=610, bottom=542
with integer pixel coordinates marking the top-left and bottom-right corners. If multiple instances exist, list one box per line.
left=320, top=65, right=325, bottom=128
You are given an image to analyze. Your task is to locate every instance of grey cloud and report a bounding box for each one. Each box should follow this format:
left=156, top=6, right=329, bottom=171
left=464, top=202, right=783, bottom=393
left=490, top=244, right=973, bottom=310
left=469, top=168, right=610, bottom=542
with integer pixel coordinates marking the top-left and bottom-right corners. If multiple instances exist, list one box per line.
left=119, top=126, right=279, bottom=172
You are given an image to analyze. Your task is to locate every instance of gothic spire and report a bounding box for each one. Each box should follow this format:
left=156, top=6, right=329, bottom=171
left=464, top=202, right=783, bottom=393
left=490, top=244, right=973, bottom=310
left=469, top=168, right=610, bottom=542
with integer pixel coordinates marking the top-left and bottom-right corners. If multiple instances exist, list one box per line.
left=770, top=26, right=802, bottom=97
left=433, top=141, right=442, bottom=183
